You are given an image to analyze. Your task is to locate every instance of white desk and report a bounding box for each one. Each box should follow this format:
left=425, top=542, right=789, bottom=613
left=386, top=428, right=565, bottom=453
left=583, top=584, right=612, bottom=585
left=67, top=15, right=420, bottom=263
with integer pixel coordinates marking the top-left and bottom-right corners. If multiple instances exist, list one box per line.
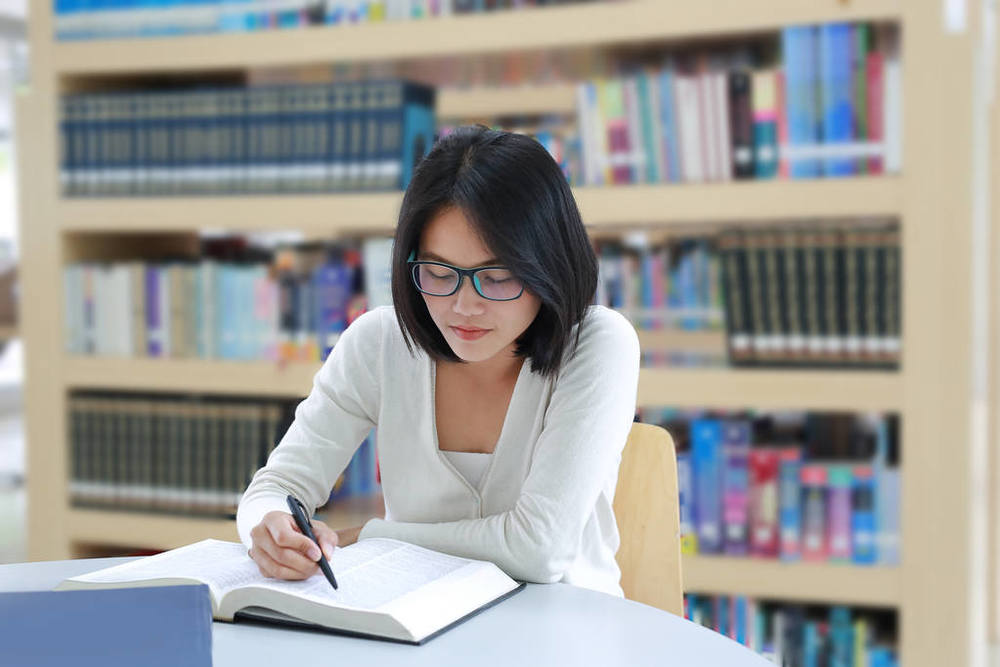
left=0, top=557, right=771, bottom=666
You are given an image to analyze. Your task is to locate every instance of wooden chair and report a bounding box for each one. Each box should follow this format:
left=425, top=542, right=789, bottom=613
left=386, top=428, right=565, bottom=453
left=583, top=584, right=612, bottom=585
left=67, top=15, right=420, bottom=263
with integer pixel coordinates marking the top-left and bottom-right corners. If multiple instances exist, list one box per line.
left=613, top=421, right=684, bottom=616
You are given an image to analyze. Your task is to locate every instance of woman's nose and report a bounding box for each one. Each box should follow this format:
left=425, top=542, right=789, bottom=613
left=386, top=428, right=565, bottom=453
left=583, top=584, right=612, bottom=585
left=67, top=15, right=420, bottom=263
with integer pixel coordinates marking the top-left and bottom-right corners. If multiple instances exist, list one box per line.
left=452, top=275, right=486, bottom=314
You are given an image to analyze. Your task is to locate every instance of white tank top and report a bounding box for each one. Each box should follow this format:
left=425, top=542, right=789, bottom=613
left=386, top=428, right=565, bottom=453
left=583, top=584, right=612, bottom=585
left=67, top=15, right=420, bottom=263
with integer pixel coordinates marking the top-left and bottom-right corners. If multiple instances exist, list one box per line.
left=441, top=450, right=493, bottom=490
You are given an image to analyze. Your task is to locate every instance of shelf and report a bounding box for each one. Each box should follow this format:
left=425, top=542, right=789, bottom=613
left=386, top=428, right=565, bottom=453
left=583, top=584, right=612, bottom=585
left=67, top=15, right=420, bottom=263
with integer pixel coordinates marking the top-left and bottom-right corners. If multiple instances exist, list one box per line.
left=66, top=494, right=385, bottom=552
left=50, top=0, right=902, bottom=76
left=683, top=555, right=902, bottom=607
left=64, top=357, right=902, bottom=412
left=638, top=367, right=903, bottom=411
left=63, top=357, right=319, bottom=397
left=56, top=178, right=902, bottom=234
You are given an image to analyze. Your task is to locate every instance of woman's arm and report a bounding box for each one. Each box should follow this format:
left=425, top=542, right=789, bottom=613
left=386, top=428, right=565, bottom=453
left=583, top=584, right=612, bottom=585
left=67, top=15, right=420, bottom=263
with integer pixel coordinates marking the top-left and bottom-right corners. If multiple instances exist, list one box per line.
left=236, top=309, right=383, bottom=552
left=357, top=311, right=640, bottom=583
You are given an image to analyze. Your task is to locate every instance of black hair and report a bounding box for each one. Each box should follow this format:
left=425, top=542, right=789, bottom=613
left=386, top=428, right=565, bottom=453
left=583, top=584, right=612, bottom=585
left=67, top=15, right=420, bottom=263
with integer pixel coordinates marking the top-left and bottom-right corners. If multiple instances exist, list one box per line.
left=390, top=124, right=598, bottom=378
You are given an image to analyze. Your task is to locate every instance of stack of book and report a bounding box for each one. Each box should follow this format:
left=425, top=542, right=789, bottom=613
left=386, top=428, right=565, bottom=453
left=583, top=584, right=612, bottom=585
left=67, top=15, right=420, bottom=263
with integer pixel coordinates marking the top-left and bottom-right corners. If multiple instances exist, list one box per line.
left=639, top=408, right=900, bottom=566
left=63, top=237, right=394, bottom=363
left=59, top=80, right=436, bottom=196
left=54, top=0, right=609, bottom=41
left=575, top=23, right=901, bottom=185
left=68, top=391, right=381, bottom=518
left=718, top=222, right=901, bottom=369
left=684, top=595, right=899, bottom=667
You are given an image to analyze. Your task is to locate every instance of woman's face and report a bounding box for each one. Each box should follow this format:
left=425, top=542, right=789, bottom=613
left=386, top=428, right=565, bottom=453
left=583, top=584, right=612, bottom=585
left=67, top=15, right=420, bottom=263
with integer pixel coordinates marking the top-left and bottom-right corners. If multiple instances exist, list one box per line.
left=416, top=207, right=541, bottom=365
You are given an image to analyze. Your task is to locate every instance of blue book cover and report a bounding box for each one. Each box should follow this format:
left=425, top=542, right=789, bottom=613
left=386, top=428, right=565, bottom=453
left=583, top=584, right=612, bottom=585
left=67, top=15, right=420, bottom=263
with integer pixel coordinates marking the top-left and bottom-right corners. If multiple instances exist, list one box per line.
left=803, top=620, right=819, bottom=667
left=0, top=585, right=212, bottom=667
left=820, top=23, right=855, bottom=176
left=313, top=253, right=353, bottom=361
left=692, top=418, right=723, bottom=553
left=733, top=596, right=747, bottom=645
left=676, top=450, right=697, bottom=554
left=783, top=26, right=821, bottom=178
left=658, top=64, right=682, bottom=183
left=716, top=596, right=729, bottom=636
left=398, top=81, right=436, bottom=190
left=828, top=606, right=853, bottom=667
left=851, top=464, right=877, bottom=564
left=328, top=82, right=347, bottom=192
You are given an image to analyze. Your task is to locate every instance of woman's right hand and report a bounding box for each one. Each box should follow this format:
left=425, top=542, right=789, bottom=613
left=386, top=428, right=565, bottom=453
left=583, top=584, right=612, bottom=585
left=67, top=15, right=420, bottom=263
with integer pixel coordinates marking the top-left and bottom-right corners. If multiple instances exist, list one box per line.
left=248, top=510, right=339, bottom=581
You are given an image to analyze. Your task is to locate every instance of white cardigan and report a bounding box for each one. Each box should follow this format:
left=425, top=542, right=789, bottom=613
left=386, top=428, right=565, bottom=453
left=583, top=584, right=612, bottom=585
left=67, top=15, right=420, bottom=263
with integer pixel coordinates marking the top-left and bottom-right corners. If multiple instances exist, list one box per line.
left=236, top=304, right=640, bottom=597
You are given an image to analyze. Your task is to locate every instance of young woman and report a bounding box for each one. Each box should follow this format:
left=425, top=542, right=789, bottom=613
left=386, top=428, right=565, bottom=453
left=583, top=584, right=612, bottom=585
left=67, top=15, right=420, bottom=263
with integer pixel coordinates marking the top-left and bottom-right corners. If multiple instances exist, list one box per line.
left=237, top=125, right=640, bottom=597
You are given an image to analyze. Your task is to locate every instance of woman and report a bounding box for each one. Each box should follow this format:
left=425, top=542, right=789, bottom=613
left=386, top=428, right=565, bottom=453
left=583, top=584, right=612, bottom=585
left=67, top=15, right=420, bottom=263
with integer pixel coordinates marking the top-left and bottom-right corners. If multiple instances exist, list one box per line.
left=238, top=125, right=640, bottom=597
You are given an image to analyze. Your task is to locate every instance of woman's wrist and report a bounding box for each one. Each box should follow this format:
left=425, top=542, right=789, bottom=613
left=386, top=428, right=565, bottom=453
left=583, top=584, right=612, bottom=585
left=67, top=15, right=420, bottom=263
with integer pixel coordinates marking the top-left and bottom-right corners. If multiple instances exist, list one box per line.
left=336, top=525, right=364, bottom=547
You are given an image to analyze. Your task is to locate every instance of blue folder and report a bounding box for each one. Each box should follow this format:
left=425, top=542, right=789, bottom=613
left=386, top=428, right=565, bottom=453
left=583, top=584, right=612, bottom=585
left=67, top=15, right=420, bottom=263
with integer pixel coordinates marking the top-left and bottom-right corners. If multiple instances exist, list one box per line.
left=0, top=584, right=213, bottom=667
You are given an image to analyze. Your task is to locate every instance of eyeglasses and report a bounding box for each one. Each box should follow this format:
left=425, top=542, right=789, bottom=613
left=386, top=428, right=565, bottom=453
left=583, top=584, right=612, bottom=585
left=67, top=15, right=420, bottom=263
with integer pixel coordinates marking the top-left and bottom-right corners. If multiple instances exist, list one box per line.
left=407, top=251, right=525, bottom=301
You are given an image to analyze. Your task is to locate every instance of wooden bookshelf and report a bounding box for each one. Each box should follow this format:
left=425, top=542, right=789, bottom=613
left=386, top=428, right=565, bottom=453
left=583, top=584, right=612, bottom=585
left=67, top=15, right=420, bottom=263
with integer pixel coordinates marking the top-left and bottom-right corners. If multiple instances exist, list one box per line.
left=17, top=2, right=992, bottom=666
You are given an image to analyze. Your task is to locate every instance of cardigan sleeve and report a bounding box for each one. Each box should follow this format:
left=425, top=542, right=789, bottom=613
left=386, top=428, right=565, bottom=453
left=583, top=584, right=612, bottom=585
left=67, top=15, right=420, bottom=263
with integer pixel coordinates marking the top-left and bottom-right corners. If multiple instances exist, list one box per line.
left=357, top=309, right=640, bottom=583
left=236, top=307, right=383, bottom=551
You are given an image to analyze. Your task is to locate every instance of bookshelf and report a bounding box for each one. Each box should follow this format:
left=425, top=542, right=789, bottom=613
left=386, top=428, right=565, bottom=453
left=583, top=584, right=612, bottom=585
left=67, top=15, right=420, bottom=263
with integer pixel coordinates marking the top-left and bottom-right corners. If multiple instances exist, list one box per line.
left=16, top=1, right=992, bottom=665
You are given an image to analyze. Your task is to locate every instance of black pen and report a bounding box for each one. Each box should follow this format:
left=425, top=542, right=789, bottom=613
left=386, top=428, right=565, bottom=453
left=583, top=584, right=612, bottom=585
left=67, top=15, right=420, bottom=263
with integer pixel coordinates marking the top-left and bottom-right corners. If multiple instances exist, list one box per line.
left=286, top=494, right=339, bottom=590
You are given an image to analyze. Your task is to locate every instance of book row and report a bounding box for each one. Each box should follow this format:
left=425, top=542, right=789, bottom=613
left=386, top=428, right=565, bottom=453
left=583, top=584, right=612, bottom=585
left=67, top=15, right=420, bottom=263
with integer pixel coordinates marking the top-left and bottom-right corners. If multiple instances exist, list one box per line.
left=54, top=0, right=604, bottom=41
left=575, top=23, right=901, bottom=186
left=684, top=594, right=898, bottom=667
left=64, top=237, right=394, bottom=362
left=719, top=223, right=901, bottom=369
left=59, top=79, right=436, bottom=197
left=638, top=408, right=900, bottom=566
left=593, top=237, right=724, bottom=332
left=68, top=392, right=383, bottom=517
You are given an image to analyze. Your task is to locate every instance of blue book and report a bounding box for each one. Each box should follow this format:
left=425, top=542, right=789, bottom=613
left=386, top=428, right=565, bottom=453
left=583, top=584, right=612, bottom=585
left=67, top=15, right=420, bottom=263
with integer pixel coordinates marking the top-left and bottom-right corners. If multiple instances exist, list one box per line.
left=733, top=596, right=747, bottom=645
left=0, top=585, right=212, bottom=667
left=803, top=620, right=819, bottom=667
left=692, top=418, right=723, bottom=553
left=657, top=64, right=682, bottom=183
left=820, top=23, right=855, bottom=176
left=676, top=449, right=697, bottom=554
left=828, top=606, right=853, bottom=667
left=313, top=252, right=354, bottom=361
left=783, top=26, right=822, bottom=178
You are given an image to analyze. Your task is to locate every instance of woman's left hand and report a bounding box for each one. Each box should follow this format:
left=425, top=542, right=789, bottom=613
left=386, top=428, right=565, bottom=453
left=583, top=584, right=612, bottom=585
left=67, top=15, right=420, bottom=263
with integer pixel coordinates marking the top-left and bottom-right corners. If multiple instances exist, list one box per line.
left=336, top=525, right=364, bottom=547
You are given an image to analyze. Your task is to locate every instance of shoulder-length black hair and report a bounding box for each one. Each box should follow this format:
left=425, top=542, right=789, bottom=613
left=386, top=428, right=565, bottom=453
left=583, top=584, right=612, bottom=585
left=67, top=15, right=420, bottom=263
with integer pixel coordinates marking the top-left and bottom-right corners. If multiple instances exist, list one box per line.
left=390, top=124, right=598, bottom=378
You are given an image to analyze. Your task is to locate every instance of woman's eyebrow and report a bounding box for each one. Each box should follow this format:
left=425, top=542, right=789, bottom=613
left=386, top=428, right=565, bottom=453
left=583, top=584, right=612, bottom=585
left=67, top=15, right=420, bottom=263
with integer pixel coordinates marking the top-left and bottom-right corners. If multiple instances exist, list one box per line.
left=419, top=252, right=500, bottom=267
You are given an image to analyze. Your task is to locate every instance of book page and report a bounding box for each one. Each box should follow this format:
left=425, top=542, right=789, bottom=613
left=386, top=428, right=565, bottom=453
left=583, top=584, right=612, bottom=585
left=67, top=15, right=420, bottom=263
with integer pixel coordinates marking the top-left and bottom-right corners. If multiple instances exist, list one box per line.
left=60, top=539, right=258, bottom=603
left=238, top=537, right=474, bottom=611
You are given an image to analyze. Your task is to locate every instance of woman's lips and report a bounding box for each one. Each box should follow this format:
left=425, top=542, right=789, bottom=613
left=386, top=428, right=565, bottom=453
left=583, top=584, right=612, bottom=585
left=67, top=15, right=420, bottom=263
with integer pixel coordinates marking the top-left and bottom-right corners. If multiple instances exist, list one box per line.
left=451, top=326, right=490, bottom=341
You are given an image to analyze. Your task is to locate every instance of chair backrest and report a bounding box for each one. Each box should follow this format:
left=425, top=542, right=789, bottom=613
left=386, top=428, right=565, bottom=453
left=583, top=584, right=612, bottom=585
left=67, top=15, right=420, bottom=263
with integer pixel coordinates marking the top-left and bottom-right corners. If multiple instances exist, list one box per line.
left=613, top=422, right=683, bottom=616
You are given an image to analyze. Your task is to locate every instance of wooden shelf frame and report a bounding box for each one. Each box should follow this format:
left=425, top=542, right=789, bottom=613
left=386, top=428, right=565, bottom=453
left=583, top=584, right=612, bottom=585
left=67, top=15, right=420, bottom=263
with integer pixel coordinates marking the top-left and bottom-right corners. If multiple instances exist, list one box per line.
left=16, top=2, right=992, bottom=666
left=55, top=178, right=902, bottom=234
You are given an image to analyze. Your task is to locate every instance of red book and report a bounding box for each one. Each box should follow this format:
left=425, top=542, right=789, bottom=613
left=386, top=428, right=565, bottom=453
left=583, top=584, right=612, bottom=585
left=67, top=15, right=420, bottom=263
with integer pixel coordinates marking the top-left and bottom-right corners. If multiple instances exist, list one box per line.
left=748, top=447, right=781, bottom=557
left=866, top=51, right=884, bottom=174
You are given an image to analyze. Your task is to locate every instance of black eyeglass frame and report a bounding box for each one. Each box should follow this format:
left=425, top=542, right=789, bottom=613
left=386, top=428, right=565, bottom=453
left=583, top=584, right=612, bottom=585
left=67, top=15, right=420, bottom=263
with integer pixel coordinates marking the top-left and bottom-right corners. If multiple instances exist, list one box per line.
left=406, top=250, right=525, bottom=302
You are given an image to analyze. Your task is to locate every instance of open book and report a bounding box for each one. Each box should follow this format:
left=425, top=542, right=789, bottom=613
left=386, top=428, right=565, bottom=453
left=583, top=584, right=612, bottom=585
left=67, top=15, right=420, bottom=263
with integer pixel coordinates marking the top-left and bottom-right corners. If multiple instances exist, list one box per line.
left=55, top=537, right=525, bottom=645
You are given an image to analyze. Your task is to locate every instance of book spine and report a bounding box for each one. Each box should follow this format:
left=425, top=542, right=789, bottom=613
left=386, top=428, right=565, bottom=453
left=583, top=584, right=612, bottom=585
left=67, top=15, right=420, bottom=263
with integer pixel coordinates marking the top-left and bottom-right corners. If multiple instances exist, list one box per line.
left=722, top=420, right=750, bottom=555
left=779, top=447, right=802, bottom=561
left=800, top=464, right=829, bottom=561
left=692, top=418, right=723, bottom=554
left=749, top=447, right=780, bottom=557
left=729, top=67, right=754, bottom=179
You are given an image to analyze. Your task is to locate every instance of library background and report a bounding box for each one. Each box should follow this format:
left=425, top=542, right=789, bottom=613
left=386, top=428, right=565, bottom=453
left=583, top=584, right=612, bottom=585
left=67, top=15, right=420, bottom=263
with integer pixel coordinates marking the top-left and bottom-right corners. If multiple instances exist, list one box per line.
left=2, top=0, right=1000, bottom=664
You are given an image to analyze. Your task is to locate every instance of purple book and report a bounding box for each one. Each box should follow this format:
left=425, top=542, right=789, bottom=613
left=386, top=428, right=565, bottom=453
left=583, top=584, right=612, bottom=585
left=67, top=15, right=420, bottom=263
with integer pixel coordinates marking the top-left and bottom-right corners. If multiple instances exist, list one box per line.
left=722, top=420, right=751, bottom=555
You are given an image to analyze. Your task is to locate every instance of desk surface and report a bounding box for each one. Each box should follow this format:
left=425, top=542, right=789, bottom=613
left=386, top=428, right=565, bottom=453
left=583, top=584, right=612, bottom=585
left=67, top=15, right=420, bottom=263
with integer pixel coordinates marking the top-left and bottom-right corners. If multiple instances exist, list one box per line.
left=1, top=557, right=770, bottom=666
